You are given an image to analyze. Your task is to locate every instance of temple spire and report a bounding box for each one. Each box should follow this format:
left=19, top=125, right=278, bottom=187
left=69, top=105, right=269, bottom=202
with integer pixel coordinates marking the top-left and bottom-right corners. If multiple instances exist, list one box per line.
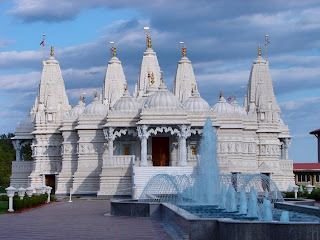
left=102, top=42, right=126, bottom=108
left=258, top=44, right=261, bottom=57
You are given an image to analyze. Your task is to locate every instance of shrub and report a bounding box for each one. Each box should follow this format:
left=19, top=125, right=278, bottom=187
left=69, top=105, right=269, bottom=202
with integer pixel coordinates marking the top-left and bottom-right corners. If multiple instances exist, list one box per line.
left=50, top=195, right=56, bottom=202
left=284, top=191, right=295, bottom=198
left=13, top=194, right=48, bottom=211
left=308, top=188, right=320, bottom=201
left=0, top=195, right=9, bottom=201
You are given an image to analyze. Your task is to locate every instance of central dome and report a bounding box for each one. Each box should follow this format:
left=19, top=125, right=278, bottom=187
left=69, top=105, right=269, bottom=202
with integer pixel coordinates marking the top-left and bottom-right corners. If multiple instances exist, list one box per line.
left=144, top=82, right=181, bottom=110
left=182, top=89, right=210, bottom=112
left=84, top=96, right=108, bottom=115
left=212, top=96, right=233, bottom=115
left=112, top=90, right=139, bottom=112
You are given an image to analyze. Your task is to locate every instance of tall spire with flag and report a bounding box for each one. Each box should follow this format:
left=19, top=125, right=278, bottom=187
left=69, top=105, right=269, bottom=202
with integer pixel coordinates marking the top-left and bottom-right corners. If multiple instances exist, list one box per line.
left=265, top=34, right=270, bottom=61
left=110, top=41, right=114, bottom=57
left=144, top=26, right=150, bottom=49
left=40, top=33, right=45, bottom=62
left=180, top=41, right=186, bottom=57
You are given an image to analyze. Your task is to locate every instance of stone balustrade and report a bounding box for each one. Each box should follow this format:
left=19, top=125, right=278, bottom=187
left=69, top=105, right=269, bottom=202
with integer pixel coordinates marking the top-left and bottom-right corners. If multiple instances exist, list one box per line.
left=102, top=155, right=133, bottom=168
left=12, top=161, right=33, bottom=172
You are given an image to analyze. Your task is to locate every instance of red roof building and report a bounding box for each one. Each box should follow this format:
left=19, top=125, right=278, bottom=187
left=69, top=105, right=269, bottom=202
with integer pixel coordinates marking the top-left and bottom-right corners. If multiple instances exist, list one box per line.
left=293, top=163, right=320, bottom=187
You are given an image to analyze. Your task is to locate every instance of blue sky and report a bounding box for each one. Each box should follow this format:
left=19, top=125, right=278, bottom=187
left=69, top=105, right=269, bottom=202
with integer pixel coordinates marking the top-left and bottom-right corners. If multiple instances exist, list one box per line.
left=0, top=0, right=319, bottom=163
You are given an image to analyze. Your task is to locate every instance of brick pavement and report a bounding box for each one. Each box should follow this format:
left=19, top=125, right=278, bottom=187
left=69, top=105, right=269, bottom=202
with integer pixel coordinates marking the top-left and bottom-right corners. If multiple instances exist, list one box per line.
left=0, top=198, right=173, bottom=240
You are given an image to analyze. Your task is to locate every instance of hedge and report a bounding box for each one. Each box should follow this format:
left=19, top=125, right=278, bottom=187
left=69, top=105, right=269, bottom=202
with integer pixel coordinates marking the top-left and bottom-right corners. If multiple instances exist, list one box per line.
left=13, top=194, right=48, bottom=211
left=307, top=188, right=320, bottom=201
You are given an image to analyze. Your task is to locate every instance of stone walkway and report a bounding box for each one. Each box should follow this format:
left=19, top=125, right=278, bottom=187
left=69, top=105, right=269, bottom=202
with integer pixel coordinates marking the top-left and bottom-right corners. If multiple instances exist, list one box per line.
left=0, top=198, right=172, bottom=240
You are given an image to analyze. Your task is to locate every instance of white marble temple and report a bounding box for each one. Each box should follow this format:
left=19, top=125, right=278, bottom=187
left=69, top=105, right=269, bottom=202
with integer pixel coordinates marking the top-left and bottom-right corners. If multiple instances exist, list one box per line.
left=11, top=38, right=294, bottom=195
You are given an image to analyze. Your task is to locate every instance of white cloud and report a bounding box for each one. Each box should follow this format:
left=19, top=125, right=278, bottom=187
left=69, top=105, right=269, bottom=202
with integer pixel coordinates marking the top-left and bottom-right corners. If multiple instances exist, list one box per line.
left=0, top=71, right=40, bottom=90
left=279, top=96, right=320, bottom=110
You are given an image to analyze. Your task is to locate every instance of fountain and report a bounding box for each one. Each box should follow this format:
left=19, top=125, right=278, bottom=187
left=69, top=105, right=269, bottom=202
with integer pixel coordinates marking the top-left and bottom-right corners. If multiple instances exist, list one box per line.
left=280, top=211, right=290, bottom=222
left=225, top=185, right=237, bottom=212
left=112, top=117, right=320, bottom=239
left=247, top=187, right=259, bottom=218
left=239, top=188, right=247, bottom=215
left=218, top=184, right=227, bottom=209
left=262, top=198, right=273, bottom=221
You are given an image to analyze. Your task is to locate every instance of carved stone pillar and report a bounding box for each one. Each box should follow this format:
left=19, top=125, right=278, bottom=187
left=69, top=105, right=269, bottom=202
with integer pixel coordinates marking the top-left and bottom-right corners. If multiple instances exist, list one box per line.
left=12, top=140, right=22, bottom=161
left=178, top=125, right=191, bottom=166
left=138, top=125, right=149, bottom=167
left=104, top=127, right=115, bottom=156
left=281, top=138, right=292, bottom=159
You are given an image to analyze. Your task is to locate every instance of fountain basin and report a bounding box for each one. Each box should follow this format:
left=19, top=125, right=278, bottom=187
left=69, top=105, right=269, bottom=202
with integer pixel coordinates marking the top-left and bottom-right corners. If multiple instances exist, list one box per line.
left=111, top=200, right=320, bottom=240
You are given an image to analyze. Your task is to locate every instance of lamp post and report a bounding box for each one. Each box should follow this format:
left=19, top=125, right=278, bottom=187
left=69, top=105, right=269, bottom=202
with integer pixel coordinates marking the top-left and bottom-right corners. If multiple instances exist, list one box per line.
left=292, top=185, right=299, bottom=199
left=26, top=187, right=34, bottom=197
left=5, top=186, right=16, bottom=212
left=46, top=186, right=52, bottom=203
left=41, top=185, right=47, bottom=194
left=18, top=187, right=26, bottom=200
left=306, top=184, right=314, bottom=195
left=35, top=187, right=43, bottom=195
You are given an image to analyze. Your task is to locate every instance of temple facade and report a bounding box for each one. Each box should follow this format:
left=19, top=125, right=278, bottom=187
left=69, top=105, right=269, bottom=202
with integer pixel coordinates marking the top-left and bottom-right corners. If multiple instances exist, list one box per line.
left=11, top=35, right=294, bottom=196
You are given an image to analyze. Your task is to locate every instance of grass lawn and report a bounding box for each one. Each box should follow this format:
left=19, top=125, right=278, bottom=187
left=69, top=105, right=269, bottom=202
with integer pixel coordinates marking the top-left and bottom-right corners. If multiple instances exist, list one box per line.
left=0, top=201, right=8, bottom=213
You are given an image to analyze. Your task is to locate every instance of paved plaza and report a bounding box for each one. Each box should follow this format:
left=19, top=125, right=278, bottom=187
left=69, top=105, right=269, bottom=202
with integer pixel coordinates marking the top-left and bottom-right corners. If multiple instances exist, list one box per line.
left=0, top=198, right=173, bottom=240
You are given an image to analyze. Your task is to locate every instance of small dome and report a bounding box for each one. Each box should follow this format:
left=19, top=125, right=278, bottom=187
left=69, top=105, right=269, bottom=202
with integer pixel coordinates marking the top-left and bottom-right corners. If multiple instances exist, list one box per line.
left=112, top=90, right=139, bottom=112
left=212, top=96, right=233, bottom=115
left=144, top=82, right=181, bottom=110
left=84, top=96, right=108, bottom=115
left=69, top=100, right=86, bottom=117
left=17, top=113, right=34, bottom=130
left=182, top=89, right=210, bottom=112
left=231, top=98, right=247, bottom=116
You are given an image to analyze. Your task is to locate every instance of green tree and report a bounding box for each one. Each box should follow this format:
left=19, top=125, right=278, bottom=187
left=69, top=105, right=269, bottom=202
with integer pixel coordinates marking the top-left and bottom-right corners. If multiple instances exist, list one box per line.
left=22, top=144, right=32, bottom=161
left=0, top=133, right=15, bottom=187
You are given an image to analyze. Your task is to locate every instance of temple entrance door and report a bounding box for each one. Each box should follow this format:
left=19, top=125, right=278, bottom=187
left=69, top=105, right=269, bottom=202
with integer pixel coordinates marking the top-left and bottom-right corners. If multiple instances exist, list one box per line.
left=152, top=137, right=170, bottom=166
left=45, top=175, right=56, bottom=194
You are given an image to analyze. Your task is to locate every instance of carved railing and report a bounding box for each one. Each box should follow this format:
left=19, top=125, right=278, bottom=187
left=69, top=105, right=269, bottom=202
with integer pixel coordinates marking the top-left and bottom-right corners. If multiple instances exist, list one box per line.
left=279, top=159, right=293, bottom=172
left=12, top=161, right=33, bottom=173
left=102, top=155, right=133, bottom=168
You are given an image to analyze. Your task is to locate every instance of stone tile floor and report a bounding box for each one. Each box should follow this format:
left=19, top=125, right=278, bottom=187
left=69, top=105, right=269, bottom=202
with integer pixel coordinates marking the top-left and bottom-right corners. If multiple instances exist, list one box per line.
left=0, top=198, right=173, bottom=240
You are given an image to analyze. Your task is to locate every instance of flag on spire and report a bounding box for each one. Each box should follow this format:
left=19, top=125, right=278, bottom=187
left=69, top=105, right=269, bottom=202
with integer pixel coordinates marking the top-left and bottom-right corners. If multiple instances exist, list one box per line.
left=40, top=40, right=44, bottom=45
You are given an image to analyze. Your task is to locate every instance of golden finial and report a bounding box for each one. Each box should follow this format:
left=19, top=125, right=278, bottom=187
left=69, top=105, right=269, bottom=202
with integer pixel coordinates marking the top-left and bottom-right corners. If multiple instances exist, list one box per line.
left=148, top=35, right=152, bottom=49
left=113, top=46, right=117, bottom=57
left=144, top=26, right=150, bottom=49
left=160, top=71, right=164, bottom=83
left=180, top=42, right=186, bottom=57
left=110, top=41, right=115, bottom=57
left=82, top=92, right=86, bottom=103
left=234, top=95, right=236, bottom=101
left=71, top=104, right=74, bottom=108
left=50, top=45, right=54, bottom=57
left=151, top=72, right=155, bottom=85
left=94, top=89, right=97, bottom=98
left=124, top=84, right=128, bottom=91
left=258, top=44, right=261, bottom=56
left=79, top=95, right=82, bottom=101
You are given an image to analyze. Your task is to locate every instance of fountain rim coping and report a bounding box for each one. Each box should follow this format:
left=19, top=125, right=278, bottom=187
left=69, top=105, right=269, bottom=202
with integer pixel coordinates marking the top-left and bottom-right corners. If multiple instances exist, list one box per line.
left=110, top=199, right=320, bottom=224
